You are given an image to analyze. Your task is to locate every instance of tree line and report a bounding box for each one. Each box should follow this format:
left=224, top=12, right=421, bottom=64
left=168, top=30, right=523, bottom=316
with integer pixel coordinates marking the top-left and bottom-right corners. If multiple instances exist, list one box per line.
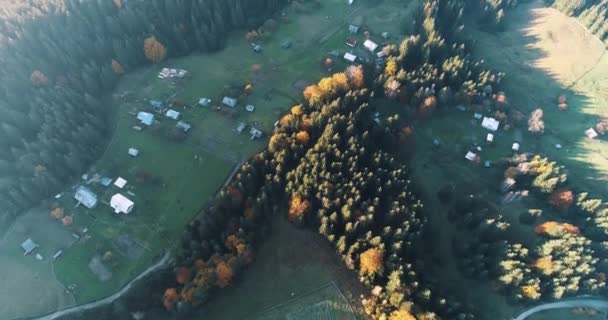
left=0, top=0, right=285, bottom=228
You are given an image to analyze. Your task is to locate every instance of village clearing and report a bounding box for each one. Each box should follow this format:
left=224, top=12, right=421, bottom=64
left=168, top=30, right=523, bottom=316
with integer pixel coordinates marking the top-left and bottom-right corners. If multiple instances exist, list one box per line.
left=0, top=0, right=417, bottom=319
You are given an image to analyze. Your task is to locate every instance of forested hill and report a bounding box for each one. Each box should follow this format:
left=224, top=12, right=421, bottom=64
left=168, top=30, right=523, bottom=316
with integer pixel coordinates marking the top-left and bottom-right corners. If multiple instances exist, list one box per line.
left=547, top=0, right=608, bottom=45
left=0, top=0, right=285, bottom=229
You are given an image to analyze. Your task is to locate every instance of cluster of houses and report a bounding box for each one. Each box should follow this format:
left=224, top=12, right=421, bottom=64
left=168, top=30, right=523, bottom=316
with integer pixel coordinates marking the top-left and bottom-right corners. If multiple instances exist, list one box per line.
left=157, top=68, right=188, bottom=80
left=135, top=99, right=192, bottom=134
left=342, top=17, right=388, bottom=67
left=198, top=95, right=264, bottom=140
left=462, top=112, right=523, bottom=168
left=74, top=176, right=135, bottom=215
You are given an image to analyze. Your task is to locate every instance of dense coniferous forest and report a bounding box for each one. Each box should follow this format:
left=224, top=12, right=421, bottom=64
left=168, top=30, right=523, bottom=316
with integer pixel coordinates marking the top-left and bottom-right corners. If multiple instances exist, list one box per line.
left=0, top=0, right=285, bottom=228
left=547, top=0, right=608, bottom=45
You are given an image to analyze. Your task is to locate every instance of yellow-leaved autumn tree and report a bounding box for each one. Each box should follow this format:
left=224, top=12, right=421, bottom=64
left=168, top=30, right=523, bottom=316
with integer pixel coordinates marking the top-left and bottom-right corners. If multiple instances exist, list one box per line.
left=360, top=248, right=383, bottom=275
left=332, top=72, right=350, bottom=92
left=389, top=309, right=416, bottom=320
left=318, top=77, right=337, bottom=97
left=385, top=58, right=398, bottom=76
left=144, top=36, right=167, bottom=64
left=303, top=85, right=323, bottom=104
left=291, top=105, right=303, bottom=116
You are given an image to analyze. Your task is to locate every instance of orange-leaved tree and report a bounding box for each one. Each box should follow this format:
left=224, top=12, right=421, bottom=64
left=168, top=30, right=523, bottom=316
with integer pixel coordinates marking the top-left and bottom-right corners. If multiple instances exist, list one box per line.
left=216, top=260, right=234, bottom=288
left=296, top=131, right=310, bottom=144
left=548, top=189, right=574, bottom=211
left=289, top=194, right=310, bottom=224
left=346, top=65, right=365, bottom=89
left=144, top=36, right=167, bottom=64
left=163, top=288, right=179, bottom=310
left=535, top=221, right=579, bottom=237
left=50, top=207, right=65, bottom=219
left=61, top=215, right=73, bottom=226
left=291, top=105, right=303, bottom=117
left=359, top=248, right=384, bottom=276
left=303, top=85, right=323, bottom=104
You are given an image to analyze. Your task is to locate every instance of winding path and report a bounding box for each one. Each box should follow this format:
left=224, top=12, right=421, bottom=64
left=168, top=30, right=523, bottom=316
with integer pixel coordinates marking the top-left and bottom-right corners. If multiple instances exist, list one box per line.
left=512, top=298, right=608, bottom=320
left=32, top=252, right=171, bottom=320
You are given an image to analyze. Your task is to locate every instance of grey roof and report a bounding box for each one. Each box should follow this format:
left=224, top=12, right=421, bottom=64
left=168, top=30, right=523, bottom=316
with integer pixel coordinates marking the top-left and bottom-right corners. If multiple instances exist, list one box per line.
left=74, top=186, right=98, bottom=209
left=21, top=238, right=39, bottom=255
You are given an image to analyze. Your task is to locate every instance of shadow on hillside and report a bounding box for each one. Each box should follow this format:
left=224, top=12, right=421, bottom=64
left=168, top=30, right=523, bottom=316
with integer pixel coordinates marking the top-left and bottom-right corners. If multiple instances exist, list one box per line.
left=470, top=1, right=607, bottom=196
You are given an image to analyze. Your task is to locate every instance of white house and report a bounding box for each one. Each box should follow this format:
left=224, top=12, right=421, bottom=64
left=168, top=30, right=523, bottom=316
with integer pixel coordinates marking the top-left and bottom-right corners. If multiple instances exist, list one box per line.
left=465, top=151, right=477, bottom=161
left=363, top=39, right=378, bottom=52
left=512, top=143, right=520, bottom=152
left=486, top=133, right=494, bottom=143
left=344, top=52, right=357, bottom=63
left=114, top=177, right=127, bottom=189
left=110, top=193, right=135, bottom=214
left=74, top=186, right=98, bottom=209
left=586, top=128, right=598, bottom=139
left=128, top=148, right=139, bottom=157
left=137, top=112, right=155, bottom=126
left=245, top=105, right=255, bottom=112
left=222, top=97, right=238, bottom=108
left=481, top=117, right=500, bottom=131
left=165, top=109, right=181, bottom=120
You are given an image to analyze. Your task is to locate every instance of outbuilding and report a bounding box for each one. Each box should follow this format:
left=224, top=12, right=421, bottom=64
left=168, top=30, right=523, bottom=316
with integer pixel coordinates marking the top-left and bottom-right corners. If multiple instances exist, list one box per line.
left=250, top=127, right=263, bottom=140
left=176, top=121, right=192, bottom=132
left=128, top=148, right=139, bottom=157
left=222, top=97, right=238, bottom=108
left=344, top=52, right=357, bottom=63
left=198, top=98, right=211, bottom=107
left=165, top=109, right=181, bottom=120
left=114, top=177, right=127, bottom=189
left=110, top=193, right=135, bottom=214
